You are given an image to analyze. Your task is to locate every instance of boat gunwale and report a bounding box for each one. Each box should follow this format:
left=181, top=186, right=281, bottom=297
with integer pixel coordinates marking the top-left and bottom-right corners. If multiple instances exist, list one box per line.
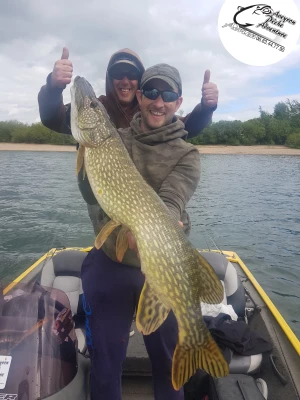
left=4, top=247, right=300, bottom=357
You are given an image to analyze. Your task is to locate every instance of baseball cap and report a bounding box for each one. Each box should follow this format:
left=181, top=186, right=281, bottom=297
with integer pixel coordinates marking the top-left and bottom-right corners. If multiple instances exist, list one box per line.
left=108, top=55, right=141, bottom=74
left=141, top=63, right=182, bottom=95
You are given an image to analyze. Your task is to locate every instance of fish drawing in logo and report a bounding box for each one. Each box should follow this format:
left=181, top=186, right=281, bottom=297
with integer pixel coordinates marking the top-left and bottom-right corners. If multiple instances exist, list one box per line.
left=233, top=4, right=273, bottom=27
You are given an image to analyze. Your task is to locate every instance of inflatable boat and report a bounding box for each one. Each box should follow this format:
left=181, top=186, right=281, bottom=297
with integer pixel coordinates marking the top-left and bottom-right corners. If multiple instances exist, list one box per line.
left=1, top=247, right=299, bottom=399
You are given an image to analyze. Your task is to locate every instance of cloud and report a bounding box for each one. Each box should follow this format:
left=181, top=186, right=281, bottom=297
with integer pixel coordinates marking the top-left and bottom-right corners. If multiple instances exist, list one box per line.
left=0, top=0, right=299, bottom=124
left=227, top=116, right=237, bottom=121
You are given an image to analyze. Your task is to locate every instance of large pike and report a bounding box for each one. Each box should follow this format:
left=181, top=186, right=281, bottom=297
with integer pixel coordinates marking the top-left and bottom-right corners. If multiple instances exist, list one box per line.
left=70, top=76, right=229, bottom=389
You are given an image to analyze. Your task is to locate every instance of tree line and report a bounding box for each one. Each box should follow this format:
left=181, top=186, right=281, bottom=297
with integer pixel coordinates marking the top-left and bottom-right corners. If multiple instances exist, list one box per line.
left=0, top=99, right=300, bottom=148
left=0, top=120, right=76, bottom=145
left=188, top=99, right=300, bottom=148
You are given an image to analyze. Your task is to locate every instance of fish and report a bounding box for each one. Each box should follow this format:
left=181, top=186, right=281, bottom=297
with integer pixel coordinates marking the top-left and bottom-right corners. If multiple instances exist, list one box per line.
left=70, top=76, right=229, bottom=390
left=233, top=4, right=273, bottom=28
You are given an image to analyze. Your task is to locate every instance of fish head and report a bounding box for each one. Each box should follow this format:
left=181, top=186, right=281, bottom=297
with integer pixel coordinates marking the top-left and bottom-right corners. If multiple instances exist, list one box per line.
left=70, top=76, right=112, bottom=147
left=234, top=4, right=273, bottom=27
left=253, top=4, right=273, bottom=16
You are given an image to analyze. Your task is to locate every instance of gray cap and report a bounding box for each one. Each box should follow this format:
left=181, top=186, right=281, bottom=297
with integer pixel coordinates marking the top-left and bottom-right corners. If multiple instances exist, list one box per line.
left=141, top=63, right=182, bottom=95
left=108, top=56, right=141, bottom=73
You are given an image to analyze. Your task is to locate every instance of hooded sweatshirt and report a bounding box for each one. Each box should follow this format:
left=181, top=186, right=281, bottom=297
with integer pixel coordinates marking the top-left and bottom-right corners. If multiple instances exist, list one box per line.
left=38, top=48, right=215, bottom=138
left=90, top=113, right=200, bottom=268
left=38, top=48, right=145, bottom=133
left=98, top=49, right=144, bottom=128
left=38, top=49, right=146, bottom=205
left=37, top=49, right=210, bottom=248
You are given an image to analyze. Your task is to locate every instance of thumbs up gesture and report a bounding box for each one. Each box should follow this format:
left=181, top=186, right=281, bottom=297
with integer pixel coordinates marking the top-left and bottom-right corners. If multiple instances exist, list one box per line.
left=201, top=70, right=219, bottom=109
left=50, top=47, right=73, bottom=89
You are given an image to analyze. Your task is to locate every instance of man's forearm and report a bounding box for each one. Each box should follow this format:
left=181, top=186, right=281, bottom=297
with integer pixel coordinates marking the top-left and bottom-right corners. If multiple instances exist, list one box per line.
left=180, top=102, right=216, bottom=139
left=38, top=73, right=70, bottom=134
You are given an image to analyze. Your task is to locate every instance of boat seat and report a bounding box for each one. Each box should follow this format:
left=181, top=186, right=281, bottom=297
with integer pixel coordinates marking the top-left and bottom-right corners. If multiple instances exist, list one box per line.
left=39, top=249, right=263, bottom=375
left=40, top=249, right=88, bottom=354
left=200, top=252, right=263, bottom=375
left=229, top=353, right=263, bottom=374
left=200, top=251, right=246, bottom=318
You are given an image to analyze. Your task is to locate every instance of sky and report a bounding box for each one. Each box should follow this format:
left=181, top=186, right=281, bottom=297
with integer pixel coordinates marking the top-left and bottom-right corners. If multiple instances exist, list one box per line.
left=0, top=0, right=300, bottom=124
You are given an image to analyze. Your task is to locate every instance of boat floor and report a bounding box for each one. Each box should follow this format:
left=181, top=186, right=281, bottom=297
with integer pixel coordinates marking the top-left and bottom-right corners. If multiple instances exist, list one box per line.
left=122, top=321, right=154, bottom=398
left=122, top=376, right=154, bottom=399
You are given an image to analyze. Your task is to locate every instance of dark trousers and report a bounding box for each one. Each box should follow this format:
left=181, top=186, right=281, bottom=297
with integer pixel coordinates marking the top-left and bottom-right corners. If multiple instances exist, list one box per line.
left=81, top=247, right=184, bottom=400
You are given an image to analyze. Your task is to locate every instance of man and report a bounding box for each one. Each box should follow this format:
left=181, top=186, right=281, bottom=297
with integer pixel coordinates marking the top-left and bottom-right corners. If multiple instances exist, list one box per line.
left=38, top=48, right=145, bottom=134
left=38, top=48, right=219, bottom=233
left=80, top=63, right=201, bottom=400
left=38, top=47, right=218, bottom=137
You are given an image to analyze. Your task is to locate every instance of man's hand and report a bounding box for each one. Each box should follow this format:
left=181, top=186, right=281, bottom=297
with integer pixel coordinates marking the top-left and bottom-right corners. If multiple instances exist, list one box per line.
left=127, top=221, right=184, bottom=260
left=201, top=70, right=218, bottom=109
left=50, top=47, right=73, bottom=89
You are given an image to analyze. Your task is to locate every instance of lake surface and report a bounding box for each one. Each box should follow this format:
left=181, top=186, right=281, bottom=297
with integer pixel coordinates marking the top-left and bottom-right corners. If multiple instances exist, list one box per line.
left=0, top=151, right=299, bottom=338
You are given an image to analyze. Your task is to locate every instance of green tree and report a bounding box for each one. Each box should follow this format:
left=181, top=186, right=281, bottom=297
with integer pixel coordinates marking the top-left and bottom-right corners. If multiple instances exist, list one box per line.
left=286, top=99, right=300, bottom=129
left=286, top=131, right=300, bottom=148
left=268, top=118, right=292, bottom=144
left=241, top=118, right=265, bottom=145
left=9, top=122, right=76, bottom=145
left=0, top=120, right=27, bottom=142
left=274, top=102, right=290, bottom=120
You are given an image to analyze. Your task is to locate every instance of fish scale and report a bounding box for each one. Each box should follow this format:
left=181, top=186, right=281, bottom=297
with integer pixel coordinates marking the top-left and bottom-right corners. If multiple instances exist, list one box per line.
left=70, top=76, right=229, bottom=390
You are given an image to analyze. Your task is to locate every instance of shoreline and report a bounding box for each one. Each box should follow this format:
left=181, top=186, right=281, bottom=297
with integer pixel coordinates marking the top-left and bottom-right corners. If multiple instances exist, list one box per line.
left=0, top=143, right=300, bottom=155
left=196, top=145, right=300, bottom=155
left=0, top=143, right=76, bottom=152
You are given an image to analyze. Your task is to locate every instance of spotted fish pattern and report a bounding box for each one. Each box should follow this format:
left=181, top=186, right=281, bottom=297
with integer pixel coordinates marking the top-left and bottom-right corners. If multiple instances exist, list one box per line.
left=70, top=76, right=229, bottom=390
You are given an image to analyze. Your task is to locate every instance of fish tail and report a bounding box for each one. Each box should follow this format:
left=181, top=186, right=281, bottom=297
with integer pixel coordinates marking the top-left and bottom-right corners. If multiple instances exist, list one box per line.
left=172, top=330, right=229, bottom=390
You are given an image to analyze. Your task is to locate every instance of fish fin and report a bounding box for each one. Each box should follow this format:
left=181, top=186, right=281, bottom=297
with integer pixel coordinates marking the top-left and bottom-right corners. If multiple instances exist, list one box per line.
left=76, top=144, right=85, bottom=176
left=94, top=219, right=121, bottom=250
left=116, top=226, right=130, bottom=262
left=136, top=281, right=170, bottom=335
left=82, top=164, right=86, bottom=180
left=194, top=250, right=224, bottom=304
left=172, top=329, right=229, bottom=390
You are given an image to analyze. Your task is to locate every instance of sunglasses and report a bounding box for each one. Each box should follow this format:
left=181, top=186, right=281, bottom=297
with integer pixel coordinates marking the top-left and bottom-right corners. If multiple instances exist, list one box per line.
left=109, top=68, right=140, bottom=81
left=141, top=88, right=179, bottom=103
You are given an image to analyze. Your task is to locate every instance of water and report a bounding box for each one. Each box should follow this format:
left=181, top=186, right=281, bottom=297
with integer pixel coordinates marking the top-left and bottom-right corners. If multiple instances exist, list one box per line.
left=0, top=151, right=299, bottom=338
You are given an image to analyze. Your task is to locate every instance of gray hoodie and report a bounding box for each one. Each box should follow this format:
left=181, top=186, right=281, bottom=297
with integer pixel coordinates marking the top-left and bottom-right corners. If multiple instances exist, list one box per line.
left=83, top=113, right=200, bottom=268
